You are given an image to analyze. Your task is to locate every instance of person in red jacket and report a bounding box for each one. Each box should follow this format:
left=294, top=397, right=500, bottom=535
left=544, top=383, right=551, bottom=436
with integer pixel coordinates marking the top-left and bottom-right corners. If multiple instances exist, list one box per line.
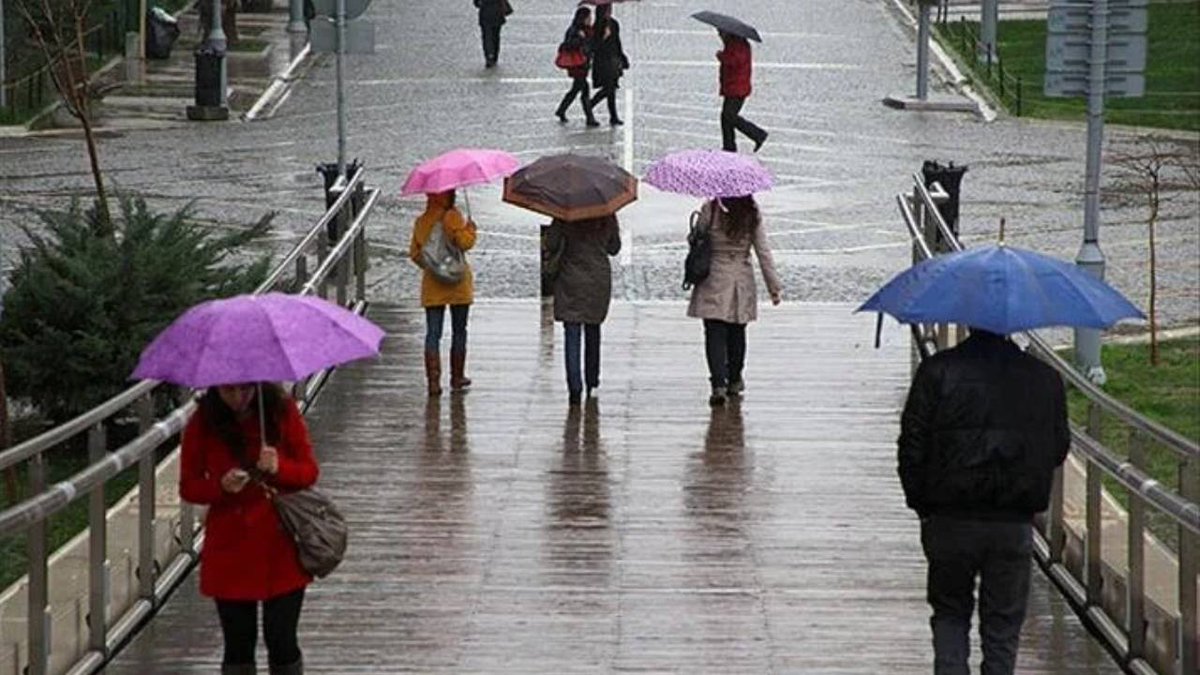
left=554, top=7, right=600, bottom=127
left=180, top=382, right=319, bottom=675
left=717, top=31, right=767, bottom=153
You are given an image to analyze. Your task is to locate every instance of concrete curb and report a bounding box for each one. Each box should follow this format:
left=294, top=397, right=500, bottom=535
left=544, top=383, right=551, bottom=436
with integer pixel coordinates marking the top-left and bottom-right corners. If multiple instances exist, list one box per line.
left=882, top=0, right=999, bottom=122
left=243, top=42, right=313, bottom=121
left=882, top=94, right=981, bottom=113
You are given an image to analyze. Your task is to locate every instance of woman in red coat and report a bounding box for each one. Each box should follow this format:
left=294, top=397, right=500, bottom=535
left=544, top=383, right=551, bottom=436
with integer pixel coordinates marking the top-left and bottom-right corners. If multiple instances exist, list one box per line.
left=717, top=31, right=767, bottom=153
left=180, top=382, right=319, bottom=675
left=554, top=7, right=600, bottom=127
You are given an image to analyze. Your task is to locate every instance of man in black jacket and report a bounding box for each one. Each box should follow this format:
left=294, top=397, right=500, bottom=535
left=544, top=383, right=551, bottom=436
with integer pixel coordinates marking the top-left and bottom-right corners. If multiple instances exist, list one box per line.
left=898, top=328, right=1070, bottom=675
left=474, top=0, right=509, bottom=68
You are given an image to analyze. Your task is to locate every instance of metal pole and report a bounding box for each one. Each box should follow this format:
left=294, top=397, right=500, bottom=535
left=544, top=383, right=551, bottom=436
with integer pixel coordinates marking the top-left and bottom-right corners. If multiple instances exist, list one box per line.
left=1, top=0, right=7, bottom=109
left=916, top=1, right=931, bottom=100
left=209, top=0, right=228, bottom=107
left=87, top=424, right=109, bottom=656
left=288, top=0, right=306, bottom=59
left=139, top=0, right=146, bottom=59
left=335, top=0, right=347, bottom=177
left=979, top=0, right=998, bottom=64
left=1074, top=0, right=1108, bottom=383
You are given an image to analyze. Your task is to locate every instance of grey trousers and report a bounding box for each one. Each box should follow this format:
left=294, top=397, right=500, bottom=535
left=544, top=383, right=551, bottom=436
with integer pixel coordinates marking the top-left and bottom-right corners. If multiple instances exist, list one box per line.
left=920, top=516, right=1032, bottom=675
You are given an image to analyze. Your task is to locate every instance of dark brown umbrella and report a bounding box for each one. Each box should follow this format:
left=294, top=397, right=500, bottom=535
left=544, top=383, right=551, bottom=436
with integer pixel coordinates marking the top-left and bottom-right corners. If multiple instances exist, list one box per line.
left=503, top=154, right=638, bottom=222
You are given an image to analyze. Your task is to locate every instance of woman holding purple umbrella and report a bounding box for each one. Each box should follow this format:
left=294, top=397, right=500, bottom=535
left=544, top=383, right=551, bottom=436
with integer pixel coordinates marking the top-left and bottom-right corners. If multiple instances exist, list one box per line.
left=687, top=195, right=782, bottom=406
left=180, top=382, right=318, bottom=675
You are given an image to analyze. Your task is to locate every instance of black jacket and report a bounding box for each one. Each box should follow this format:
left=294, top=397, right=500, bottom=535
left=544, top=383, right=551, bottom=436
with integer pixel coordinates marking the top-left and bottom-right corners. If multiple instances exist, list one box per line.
left=898, top=332, right=1070, bottom=521
left=474, top=0, right=508, bottom=26
left=591, top=17, right=628, bottom=88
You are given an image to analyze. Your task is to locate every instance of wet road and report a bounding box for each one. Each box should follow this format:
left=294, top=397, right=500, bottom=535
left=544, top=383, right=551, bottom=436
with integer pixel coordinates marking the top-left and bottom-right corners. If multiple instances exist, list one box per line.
left=1, top=0, right=1197, bottom=327
left=103, top=302, right=1120, bottom=673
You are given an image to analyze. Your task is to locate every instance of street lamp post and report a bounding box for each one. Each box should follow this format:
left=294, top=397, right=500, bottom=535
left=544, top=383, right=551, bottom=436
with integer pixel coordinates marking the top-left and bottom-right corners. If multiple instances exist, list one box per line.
left=289, top=0, right=307, bottom=59
left=915, top=0, right=931, bottom=100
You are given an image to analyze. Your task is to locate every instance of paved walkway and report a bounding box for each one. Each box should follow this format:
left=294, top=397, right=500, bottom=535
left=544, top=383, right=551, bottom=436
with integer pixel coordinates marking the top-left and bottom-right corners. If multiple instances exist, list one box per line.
left=104, top=301, right=1119, bottom=673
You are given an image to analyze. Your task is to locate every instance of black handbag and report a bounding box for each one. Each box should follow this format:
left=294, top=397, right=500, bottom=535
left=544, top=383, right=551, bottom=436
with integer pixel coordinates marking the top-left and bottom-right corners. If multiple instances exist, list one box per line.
left=682, top=208, right=713, bottom=290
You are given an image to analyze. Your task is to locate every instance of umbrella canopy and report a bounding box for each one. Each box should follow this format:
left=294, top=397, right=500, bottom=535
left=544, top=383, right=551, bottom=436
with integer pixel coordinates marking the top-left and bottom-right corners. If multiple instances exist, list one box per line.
left=132, top=293, right=386, bottom=387
left=503, top=154, right=638, bottom=222
left=643, top=149, right=773, bottom=198
left=857, top=244, right=1144, bottom=335
left=691, top=10, right=761, bottom=42
left=400, top=148, right=520, bottom=196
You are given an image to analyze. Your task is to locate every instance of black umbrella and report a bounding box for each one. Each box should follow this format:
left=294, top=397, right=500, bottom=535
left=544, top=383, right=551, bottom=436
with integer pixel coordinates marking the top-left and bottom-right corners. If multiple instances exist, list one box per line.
left=503, top=154, right=638, bottom=222
left=691, top=10, right=762, bottom=43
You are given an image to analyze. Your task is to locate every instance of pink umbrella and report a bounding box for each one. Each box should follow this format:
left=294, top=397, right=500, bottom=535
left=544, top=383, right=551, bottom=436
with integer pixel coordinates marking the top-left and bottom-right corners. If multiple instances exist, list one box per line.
left=400, top=148, right=520, bottom=196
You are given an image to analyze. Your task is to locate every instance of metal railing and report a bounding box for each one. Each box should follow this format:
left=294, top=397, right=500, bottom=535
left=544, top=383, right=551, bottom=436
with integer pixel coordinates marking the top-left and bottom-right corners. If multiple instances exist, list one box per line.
left=0, top=166, right=378, bottom=675
left=938, top=17, right=1023, bottom=116
left=898, top=175, right=1199, bottom=675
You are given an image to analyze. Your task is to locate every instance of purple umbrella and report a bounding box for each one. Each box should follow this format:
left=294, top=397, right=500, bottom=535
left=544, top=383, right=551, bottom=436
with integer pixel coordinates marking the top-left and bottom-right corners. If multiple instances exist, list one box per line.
left=643, top=149, right=773, bottom=198
left=132, top=293, right=385, bottom=388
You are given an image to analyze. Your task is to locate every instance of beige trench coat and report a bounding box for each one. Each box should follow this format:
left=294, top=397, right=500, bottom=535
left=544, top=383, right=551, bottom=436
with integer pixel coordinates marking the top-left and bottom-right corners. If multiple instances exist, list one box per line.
left=686, top=200, right=783, bottom=324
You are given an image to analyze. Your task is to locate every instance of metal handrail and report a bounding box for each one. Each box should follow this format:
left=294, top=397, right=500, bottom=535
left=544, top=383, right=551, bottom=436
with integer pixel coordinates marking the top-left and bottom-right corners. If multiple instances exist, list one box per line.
left=0, top=167, right=377, bottom=675
left=0, top=166, right=368, bottom=475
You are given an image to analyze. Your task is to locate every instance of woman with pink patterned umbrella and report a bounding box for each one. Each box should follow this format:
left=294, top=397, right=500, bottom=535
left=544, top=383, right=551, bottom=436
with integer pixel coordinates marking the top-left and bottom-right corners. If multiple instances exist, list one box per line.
left=644, top=149, right=782, bottom=406
left=402, top=148, right=519, bottom=395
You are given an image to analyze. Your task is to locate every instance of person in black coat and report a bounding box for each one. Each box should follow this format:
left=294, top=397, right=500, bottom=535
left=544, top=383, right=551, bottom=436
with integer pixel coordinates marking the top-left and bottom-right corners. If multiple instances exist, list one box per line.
left=898, top=328, right=1070, bottom=675
left=555, top=7, right=599, bottom=127
left=587, top=5, right=628, bottom=125
left=474, top=0, right=509, bottom=68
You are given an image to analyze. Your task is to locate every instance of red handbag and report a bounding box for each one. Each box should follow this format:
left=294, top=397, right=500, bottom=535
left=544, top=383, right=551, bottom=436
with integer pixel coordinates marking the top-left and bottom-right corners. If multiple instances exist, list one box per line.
left=555, top=47, right=587, bottom=70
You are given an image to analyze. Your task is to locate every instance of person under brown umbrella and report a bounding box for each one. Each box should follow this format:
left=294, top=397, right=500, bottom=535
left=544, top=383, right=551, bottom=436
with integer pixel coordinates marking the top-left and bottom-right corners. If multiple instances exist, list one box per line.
left=544, top=215, right=621, bottom=405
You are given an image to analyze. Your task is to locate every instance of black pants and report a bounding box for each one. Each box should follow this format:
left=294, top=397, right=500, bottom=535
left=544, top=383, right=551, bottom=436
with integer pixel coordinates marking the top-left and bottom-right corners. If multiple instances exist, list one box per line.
left=590, top=86, right=619, bottom=121
left=480, top=22, right=502, bottom=64
left=215, top=588, right=305, bottom=666
left=557, top=77, right=594, bottom=119
left=721, top=96, right=766, bottom=152
left=921, top=516, right=1032, bottom=675
left=703, top=319, right=746, bottom=388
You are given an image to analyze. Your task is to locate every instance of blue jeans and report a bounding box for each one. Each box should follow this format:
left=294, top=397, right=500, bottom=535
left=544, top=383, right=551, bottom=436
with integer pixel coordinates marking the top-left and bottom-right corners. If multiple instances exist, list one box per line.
left=563, top=322, right=601, bottom=395
left=426, top=305, right=469, bottom=352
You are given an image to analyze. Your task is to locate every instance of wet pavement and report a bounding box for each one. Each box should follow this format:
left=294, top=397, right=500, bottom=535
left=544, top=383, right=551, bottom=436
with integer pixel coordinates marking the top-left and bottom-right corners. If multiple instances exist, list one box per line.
left=103, top=302, right=1121, bottom=673
left=1, top=0, right=1197, bottom=328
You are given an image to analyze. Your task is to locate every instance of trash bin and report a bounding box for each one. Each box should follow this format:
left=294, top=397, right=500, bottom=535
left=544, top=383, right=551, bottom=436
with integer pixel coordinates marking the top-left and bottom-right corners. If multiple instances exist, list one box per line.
left=145, top=7, right=181, bottom=60
left=921, top=160, right=968, bottom=242
left=316, top=160, right=361, bottom=242
left=193, top=43, right=225, bottom=107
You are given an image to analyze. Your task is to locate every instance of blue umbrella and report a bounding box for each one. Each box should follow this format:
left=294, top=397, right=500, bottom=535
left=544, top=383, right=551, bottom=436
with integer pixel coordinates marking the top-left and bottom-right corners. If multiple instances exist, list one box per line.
left=857, top=244, right=1144, bottom=335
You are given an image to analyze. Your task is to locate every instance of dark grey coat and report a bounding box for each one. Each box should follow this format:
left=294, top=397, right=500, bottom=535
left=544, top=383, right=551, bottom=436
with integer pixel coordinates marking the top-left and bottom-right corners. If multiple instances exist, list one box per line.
left=474, top=0, right=507, bottom=26
left=547, top=216, right=621, bottom=324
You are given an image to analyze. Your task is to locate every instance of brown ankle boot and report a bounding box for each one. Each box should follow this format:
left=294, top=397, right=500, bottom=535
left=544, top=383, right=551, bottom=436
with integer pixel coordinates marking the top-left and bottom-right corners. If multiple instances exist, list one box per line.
left=424, top=350, right=442, bottom=396
left=450, top=349, right=471, bottom=390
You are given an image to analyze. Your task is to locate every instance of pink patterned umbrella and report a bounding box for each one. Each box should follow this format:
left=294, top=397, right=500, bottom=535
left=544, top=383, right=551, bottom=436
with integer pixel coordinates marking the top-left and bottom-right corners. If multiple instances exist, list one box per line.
left=643, top=149, right=773, bottom=198
left=400, top=148, right=520, bottom=196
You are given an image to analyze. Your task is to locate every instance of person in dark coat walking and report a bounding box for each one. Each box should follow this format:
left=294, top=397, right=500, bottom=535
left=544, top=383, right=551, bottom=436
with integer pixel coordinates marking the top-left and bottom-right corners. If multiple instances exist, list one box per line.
left=544, top=215, right=621, bottom=404
left=716, top=31, right=767, bottom=153
left=587, top=5, right=629, bottom=126
left=898, top=329, right=1070, bottom=675
left=474, top=0, right=509, bottom=68
left=555, top=7, right=600, bottom=127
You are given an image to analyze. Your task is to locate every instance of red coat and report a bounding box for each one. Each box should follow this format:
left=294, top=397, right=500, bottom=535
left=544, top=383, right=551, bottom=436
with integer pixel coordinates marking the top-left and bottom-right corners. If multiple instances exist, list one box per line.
left=180, top=398, right=319, bottom=601
left=718, top=38, right=752, bottom=98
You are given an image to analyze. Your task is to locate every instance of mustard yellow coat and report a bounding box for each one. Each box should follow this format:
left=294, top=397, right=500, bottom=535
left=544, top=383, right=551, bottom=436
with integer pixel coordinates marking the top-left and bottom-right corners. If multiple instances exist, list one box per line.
left=409, top=192, right=477, bottom=307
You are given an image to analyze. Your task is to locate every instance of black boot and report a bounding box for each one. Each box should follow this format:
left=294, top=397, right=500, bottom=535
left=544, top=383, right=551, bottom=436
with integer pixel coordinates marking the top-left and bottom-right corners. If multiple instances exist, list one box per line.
left=268, top=659, right=303, bottom=675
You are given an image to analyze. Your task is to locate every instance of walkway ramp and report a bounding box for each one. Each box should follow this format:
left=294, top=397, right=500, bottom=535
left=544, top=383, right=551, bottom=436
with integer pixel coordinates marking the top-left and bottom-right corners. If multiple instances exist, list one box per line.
left=104, top=302, right=1118, bottom=673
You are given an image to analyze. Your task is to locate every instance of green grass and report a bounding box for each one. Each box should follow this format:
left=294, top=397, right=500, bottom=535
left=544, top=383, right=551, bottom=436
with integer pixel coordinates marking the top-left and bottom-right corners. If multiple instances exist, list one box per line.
left=938, top=2, right=1200, bottom=131
left=1064, top=336, right=1199, bottom=547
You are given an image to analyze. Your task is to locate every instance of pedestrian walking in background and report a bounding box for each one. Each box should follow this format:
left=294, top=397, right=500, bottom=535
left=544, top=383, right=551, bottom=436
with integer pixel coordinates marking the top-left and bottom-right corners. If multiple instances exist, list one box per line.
left=686, top=195, right=782, bottom=406
left=716, top=31, right=767, bottom=152
left=544, top=215, right=621, bottom=404
left=898, top=328, right=1070, bottom=675
left=555, top=7, right=600, bottom=127
left=588, top=4, right=629, bottom=126
left=180, top=383, right=319, bottom=675
left=409, top=191, right=477, bottom=396
left=474, top=0, right=510, bottom=68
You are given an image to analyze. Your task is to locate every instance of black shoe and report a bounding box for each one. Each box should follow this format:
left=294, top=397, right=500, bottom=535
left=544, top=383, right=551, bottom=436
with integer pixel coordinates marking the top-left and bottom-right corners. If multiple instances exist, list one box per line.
left=709, top=386, right=727, bottom=406
left=556, top=111, right=569, bottom=124
left=727, top=378, right=744, bottom=396
left=585, top=117, right=601, bottom=128
left=485, top=59, right=496, bottom=68
left=609, top=117, right=624, bottom=126
left=569, top=391, right=582, bottom=406
left=753, top=132, right=768, bottom=153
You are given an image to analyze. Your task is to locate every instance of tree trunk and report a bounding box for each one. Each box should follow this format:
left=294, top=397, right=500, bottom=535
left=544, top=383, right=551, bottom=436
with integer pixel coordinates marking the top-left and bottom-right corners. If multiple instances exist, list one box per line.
left=1148, top=191, right=1159, bottom=367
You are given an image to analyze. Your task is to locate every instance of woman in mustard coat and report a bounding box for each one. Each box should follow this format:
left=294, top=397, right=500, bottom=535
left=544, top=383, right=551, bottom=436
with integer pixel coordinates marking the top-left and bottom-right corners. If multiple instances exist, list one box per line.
left=409, top=190, right=477, bottom=395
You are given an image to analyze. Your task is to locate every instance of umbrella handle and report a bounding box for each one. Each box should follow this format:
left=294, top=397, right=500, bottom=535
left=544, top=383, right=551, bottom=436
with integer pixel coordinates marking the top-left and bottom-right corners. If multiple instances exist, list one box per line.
left=463, top=189, right=473, bottom=221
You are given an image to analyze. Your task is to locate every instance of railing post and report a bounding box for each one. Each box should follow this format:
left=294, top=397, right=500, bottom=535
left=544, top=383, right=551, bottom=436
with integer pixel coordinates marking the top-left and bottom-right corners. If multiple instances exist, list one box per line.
left=87, top=423, right=110, bottom=657
left=354, top=229, right=367, bottom=302
left=335, top=200, right=352, bottom=306
left=1016, top=76, right=1023, bottom=116
left=1048, top=463, right=1066, bottom=563
left=1126, top=430, right=1147, bottom=660
left=295, top=255, right=308, bottom=293
left=136, top=395, right=156, bottom=604
left=26, top=453, right=50, bottom=675
left=1085, top=402, right=1103, bottom=607
left=316, top=231, right=329, bottom=300
left=1180, top=452, right=1199, bottom=675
